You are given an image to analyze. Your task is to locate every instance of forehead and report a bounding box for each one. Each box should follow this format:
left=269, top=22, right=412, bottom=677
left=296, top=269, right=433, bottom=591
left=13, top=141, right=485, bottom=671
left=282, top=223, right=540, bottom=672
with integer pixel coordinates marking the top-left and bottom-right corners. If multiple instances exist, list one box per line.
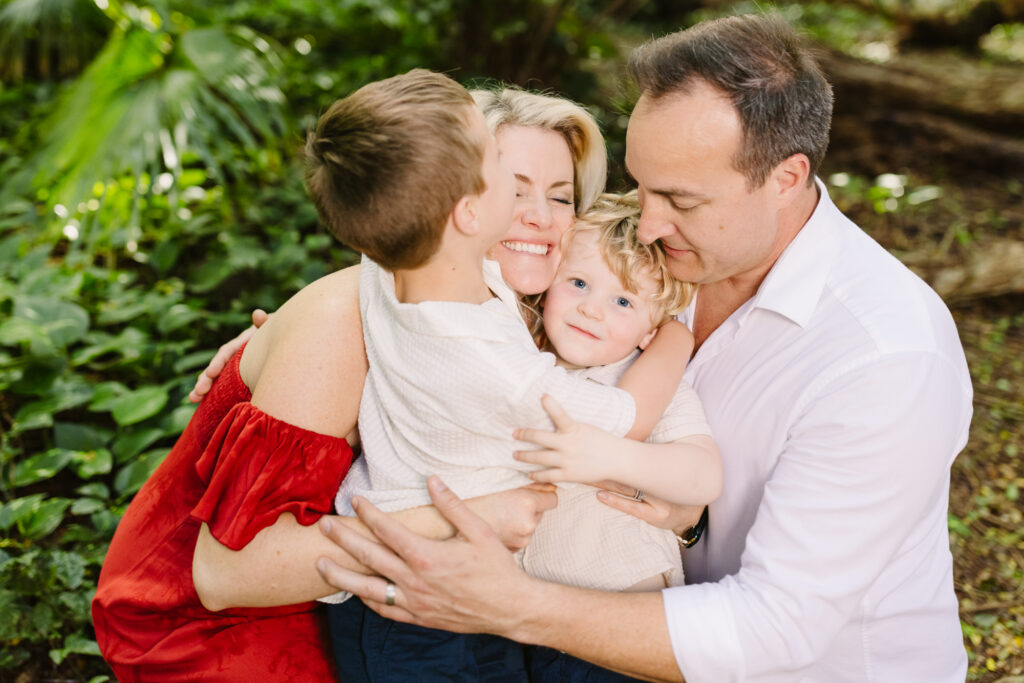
left=560, top=228, right=603, bottom=264
left=495, top=125, right=573, bottom=180
left=624, top=86, right=743, bottom=187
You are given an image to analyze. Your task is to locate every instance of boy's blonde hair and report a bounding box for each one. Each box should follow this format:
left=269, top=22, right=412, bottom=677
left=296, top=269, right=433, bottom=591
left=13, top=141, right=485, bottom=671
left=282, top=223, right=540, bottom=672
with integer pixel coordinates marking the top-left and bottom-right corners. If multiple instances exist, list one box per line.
left=305, top=69, right=485, bottom=270
left=470, top=87, right=606, bottom=215
left=531, top=190, right=695, bottom=351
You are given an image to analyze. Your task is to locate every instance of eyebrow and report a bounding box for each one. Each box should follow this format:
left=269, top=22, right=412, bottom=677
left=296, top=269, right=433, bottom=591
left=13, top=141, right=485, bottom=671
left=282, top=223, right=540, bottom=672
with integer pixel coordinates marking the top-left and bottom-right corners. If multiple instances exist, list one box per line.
left=623, top=164, right=705, bottom=202
left=514, top=174, right=573, bottom=190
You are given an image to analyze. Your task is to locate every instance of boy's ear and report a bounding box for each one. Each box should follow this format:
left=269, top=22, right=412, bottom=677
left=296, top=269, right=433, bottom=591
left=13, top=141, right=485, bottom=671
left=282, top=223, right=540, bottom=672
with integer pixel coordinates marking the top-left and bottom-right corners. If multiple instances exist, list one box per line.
left=451, top=195, right=481, bottom=237
left=638, top=326, right=659, bottom=350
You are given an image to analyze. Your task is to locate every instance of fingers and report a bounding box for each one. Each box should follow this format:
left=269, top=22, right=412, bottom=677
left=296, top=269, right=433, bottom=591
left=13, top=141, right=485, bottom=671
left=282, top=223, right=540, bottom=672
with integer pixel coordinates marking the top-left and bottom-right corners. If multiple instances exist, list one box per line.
left=188, top=372, right=214, bottom=403
left=425, top=476, right=502, bottom=546
left=539, top=394, right=576, bottom=432
left=593, top=479, right=635, bottom=496
left=513, top=448, right=562, bottom=468
left=319, top=514, right=410, bottom=583
left=529, top=468, right=567, bottom=484
left=595, top=489, right=658, bottom=524
left=523, top=485, right=558, bottom=512
left=513, top=427, right=561, bottom=450
left=360, top=596, right=419, bottom=625
left=251, top=309, right=270, bottom=327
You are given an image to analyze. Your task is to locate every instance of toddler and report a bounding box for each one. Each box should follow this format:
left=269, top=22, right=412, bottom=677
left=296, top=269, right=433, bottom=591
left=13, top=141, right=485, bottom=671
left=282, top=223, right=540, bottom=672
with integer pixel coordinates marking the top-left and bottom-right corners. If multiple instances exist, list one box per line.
left=516, top=190, right=722, bottom=592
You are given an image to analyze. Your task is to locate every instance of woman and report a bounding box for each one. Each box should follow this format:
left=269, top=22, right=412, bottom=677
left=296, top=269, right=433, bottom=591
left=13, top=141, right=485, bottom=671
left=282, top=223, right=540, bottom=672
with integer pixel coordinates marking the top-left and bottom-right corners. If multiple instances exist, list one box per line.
left=89, top=87, right=567, bottom=682
left=178, top=86, right=698, bottom=679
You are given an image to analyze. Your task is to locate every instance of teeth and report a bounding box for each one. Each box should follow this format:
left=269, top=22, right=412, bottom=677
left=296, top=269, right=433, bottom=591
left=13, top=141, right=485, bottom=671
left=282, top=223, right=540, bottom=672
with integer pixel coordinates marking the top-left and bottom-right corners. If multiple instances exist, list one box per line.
left=502, top=241, right=549, bottom=255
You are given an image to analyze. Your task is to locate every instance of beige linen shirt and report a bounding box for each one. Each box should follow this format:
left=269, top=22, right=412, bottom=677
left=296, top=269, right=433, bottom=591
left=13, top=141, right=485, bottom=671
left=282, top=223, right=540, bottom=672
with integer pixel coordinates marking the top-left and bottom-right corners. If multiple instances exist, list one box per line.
left=522, top=351, right=712, bottom=591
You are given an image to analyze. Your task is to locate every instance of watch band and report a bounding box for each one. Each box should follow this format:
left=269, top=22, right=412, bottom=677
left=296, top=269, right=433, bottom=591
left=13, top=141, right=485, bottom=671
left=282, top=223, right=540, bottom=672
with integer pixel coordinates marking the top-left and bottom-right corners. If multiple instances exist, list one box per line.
left=676, top=506, right=708, bottom=548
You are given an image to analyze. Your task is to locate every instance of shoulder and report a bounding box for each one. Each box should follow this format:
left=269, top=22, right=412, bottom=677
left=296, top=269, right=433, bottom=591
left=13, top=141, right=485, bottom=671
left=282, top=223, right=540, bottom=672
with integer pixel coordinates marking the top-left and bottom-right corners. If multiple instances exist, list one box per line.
left=245, top=264, right=366, bottom=438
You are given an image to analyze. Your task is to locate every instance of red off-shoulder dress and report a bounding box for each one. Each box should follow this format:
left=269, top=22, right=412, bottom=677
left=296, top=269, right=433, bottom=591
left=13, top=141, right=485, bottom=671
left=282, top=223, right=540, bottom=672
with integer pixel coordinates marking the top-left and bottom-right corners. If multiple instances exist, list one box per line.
left=92, top=348, right=355, bottom=681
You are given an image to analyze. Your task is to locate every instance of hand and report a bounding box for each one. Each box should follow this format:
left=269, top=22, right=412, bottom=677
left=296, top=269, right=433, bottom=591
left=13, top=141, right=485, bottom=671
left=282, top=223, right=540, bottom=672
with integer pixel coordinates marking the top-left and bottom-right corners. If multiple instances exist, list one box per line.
left=188, top=309, right=270, bottom=403
left=514, top=394, right=622, bottom=485
left=594, top=479, right=704, bottom=535
left=316, top=476, right=535, bottom=636
left=464, top=483, right=557, bottom=551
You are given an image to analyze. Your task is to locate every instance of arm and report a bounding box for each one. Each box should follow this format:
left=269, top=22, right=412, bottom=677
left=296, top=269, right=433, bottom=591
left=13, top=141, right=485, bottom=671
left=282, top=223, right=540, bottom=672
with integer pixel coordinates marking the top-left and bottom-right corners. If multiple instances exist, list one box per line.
left=188, top=309, right=269, bottom=403
left=316, top=477, right=685, bottom=683
left=193, top=484, right=556, bottom=610
left=515, top=396, right=722, bottom=505
left=618, top=320, right=693, bottom=440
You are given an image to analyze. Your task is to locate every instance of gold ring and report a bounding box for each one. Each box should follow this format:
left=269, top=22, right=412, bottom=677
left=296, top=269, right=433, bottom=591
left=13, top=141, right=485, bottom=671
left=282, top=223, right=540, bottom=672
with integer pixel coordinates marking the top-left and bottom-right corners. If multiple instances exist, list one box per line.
left=384, top=581, right=397, bottom=606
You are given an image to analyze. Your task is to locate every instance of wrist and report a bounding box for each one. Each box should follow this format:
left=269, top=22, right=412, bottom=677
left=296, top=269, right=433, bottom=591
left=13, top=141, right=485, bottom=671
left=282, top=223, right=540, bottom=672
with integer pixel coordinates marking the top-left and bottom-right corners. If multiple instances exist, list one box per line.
left=507, top=574, right=575, bottom=645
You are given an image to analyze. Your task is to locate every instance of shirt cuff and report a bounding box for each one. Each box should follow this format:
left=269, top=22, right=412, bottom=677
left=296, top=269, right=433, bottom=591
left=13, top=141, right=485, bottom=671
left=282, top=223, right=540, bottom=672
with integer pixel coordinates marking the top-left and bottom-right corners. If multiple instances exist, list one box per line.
left=662, top=579, right=745, bottom=683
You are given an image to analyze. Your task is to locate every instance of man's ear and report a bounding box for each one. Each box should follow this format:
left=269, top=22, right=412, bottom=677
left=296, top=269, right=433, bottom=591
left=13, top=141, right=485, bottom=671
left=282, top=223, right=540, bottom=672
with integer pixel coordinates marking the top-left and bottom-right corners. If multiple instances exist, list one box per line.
left=773, top=152, right=811, bottom=207
left=451, top=195, right=481, bottom=237
left=638, top=326, right=659, bottom=350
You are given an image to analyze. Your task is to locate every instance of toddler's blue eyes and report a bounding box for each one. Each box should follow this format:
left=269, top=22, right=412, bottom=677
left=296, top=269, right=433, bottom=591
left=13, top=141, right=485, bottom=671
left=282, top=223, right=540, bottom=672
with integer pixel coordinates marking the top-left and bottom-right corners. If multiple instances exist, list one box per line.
left=615, top=297, right=632, bottom=308
left=571, top=278, right=586, bottom=289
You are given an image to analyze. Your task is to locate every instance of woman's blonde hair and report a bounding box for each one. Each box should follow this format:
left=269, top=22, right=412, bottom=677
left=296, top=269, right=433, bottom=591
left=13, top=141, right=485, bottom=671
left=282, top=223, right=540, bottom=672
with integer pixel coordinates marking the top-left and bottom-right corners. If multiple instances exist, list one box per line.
left=530, top=190, right=696, bottom=351
left=470, top=87, right=607, bottom=215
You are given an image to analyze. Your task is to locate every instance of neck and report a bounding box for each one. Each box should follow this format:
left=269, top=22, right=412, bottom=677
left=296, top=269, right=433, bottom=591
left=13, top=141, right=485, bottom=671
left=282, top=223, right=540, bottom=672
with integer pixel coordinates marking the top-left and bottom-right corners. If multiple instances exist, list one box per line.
left=393, top=253, right=492, bottom=304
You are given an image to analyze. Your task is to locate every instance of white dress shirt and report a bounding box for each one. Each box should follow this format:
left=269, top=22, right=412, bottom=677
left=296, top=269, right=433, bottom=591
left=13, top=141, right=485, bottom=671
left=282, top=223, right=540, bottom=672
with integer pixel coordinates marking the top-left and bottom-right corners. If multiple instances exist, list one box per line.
left=523, top=351, right=713, bottom=591
left=663, top=181, right=972, bottom=682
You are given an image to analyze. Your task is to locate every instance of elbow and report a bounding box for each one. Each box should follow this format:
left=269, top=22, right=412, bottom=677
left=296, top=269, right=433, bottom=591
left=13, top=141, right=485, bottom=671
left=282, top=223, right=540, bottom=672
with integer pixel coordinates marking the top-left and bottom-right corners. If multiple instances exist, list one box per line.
left=192, top=527, right=229, bottom=612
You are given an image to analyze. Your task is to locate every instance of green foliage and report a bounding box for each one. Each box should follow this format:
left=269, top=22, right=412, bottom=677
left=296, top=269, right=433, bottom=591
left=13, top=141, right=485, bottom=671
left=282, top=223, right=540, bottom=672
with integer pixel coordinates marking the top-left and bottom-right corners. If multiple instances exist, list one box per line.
left=3, top=0, right=1020, bottom=678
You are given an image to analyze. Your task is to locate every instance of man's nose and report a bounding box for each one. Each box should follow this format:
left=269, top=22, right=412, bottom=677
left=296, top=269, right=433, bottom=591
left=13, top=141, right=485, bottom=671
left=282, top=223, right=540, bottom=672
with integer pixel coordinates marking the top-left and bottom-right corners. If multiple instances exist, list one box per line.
left=637, top=206, right=675, bottom=245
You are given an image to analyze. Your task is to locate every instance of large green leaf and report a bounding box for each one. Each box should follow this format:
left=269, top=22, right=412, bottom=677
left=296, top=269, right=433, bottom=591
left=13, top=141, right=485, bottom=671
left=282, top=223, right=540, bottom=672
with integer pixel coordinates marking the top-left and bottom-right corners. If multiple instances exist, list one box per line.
left=17, top=497, right=72, bottom=539
left=12, top=295, right=90, bottom=348
left=11, top=449, right=73, bottom=487
left=114, top=448, right=170, bottom=495
left=108, top=386, right=169, bottom=426
left=4, top=21, right=286, bottom=223
left=69, top=448, right=113, bottom=479
left=0, top=494, right=45, bottom=531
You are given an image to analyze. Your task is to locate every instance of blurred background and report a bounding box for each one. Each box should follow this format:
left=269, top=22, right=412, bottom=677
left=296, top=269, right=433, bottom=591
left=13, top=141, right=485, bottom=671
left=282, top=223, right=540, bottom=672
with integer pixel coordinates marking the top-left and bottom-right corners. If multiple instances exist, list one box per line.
left=0, top=0, right=1021, bottom=680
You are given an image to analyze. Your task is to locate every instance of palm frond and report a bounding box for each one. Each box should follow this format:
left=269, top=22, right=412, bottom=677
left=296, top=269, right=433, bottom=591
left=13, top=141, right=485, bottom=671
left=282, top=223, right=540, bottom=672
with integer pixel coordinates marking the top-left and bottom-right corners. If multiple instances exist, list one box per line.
left=5, top=19, right=287, bottom=232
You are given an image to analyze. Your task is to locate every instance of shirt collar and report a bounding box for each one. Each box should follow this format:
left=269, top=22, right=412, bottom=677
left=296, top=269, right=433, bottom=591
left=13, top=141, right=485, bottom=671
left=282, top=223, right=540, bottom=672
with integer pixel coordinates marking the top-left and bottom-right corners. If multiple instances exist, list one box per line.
left=750, top=177, right=841, bottom=328
left=366, top=256, right=524, bottom=342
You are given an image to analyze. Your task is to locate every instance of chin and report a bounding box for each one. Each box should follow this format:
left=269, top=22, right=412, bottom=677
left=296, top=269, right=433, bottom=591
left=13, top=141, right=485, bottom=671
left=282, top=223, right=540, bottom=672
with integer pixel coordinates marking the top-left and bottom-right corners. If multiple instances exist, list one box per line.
left=498, top=260, right=557, bottom=295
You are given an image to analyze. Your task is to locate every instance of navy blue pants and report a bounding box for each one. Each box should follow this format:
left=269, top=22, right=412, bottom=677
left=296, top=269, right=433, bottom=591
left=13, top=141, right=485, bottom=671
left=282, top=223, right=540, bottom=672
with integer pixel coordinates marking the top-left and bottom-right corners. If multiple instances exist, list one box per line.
left=328, top=598, right=644, bottom=682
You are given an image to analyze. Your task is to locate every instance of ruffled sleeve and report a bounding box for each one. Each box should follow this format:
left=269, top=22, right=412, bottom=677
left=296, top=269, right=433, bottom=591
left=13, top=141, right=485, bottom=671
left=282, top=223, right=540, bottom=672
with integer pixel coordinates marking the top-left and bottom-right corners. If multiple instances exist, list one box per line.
left=191, top=402, right=355, bottom=550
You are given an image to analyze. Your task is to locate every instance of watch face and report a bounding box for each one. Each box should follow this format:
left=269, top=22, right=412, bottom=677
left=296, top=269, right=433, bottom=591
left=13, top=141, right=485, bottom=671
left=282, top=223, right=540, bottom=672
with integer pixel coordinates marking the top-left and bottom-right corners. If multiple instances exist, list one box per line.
left=678, top=506, right=709, bottom=548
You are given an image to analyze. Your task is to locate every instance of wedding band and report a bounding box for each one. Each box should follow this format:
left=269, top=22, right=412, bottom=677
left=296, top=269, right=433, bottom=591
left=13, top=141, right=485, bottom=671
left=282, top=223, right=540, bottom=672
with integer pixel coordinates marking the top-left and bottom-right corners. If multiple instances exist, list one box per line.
left=384, top=581, right=397, bottom=606
left=632, top=488, right=643, bottom=501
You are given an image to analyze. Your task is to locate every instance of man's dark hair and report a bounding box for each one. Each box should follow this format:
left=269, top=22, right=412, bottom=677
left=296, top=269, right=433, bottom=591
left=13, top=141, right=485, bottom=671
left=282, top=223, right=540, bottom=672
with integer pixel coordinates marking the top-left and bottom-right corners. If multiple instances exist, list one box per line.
left=628, top=13, right=833, bottom=189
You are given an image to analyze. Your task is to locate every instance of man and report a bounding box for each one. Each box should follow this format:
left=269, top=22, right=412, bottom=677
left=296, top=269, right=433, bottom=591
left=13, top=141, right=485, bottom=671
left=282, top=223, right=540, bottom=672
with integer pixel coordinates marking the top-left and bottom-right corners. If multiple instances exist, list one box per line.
left=316, top=13, right=972, bottom=682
